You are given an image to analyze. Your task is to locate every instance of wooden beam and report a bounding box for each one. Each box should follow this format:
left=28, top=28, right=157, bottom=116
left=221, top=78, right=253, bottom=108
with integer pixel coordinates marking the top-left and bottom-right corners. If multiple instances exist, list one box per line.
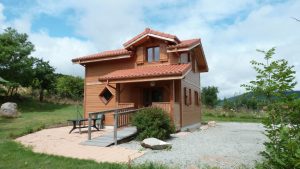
left=170, top=80, right=175, bottom=124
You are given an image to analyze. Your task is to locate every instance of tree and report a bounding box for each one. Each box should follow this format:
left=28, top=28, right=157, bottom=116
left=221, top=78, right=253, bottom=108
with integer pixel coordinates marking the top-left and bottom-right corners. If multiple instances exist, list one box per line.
left=242, top=48, right=299, bottom=168
left=55, top=75, right=84, bottom=100
left=242, top=47, right=297, bottom=104
left=201, top=86, right=219, bottom=108
left=0, top=27, right=35, bottom=90
left=31, top=58, right=55, bottom=102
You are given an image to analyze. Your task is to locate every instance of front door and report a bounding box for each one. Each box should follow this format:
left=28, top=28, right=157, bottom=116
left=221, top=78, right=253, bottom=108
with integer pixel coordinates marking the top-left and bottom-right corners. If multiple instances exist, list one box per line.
left=143, top=87, right=163, bottom=107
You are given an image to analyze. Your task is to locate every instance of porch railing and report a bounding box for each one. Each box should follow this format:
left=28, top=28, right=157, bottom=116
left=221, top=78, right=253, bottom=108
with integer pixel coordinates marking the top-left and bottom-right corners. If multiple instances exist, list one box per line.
left=118, top=102, right=135, bottom=108
left=152, top=102, right=171, bottom=114
left=88, top=107, right=142, bottom=145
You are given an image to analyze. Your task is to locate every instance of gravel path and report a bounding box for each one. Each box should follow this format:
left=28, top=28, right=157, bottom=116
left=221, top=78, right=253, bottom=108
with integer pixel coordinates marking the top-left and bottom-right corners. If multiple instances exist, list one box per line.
left=120, top=122, right=266, bottom=169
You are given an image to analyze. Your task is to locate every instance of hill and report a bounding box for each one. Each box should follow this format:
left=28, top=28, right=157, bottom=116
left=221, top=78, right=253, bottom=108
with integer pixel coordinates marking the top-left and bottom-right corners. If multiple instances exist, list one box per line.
left=220, top=90, right=300, bottom=104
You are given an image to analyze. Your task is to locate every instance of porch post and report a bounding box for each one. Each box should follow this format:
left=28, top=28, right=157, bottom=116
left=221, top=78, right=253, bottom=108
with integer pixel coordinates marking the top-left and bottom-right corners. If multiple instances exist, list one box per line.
left=170, top=80, right=175, bottom=122
left=116, top=83, right=120, bottom=107
left=88, top=114, right=91, bottom=140
left=114, top=110, right=118, bottom=145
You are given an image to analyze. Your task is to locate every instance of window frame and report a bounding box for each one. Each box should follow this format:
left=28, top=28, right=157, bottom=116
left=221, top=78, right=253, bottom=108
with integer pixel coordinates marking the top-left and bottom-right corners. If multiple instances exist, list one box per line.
left=184, top=87, right=188, bottom=105
left=194, top=91, right=199, bottom=106
left=146, top=46, right=160, bottom=63
left=179, top=52, right=190, bottom=64
left=99, top=87, right=113, bottom=105
left=189, top=89, right=192, bottom=105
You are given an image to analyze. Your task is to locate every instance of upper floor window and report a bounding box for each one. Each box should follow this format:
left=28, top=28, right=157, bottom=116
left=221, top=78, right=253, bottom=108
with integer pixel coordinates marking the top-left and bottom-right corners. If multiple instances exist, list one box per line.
left=147, top=46, right=160, bottom=63
left=179, top=53, right=190, bottom=64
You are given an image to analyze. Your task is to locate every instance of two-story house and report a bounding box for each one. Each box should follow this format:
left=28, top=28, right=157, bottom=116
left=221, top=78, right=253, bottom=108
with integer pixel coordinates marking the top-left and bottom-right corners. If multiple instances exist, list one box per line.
left=72, top=28, right=208, bottom=130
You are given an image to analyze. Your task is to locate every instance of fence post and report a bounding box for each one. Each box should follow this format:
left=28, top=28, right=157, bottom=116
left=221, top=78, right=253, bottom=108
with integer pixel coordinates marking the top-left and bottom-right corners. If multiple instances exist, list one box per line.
left=114, top=110, right=118, bottom=145
left=88, top=114, right=91, bottom=140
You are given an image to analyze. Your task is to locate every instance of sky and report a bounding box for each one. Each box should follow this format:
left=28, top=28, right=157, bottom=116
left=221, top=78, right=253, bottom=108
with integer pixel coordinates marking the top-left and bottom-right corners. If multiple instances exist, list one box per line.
left=0, top=0, right=299, bottom=98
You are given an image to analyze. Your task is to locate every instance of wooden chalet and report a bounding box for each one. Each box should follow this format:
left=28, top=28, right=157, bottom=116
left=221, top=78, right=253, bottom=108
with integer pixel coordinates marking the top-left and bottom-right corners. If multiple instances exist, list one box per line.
left=72, top=28, right=208, bottom=130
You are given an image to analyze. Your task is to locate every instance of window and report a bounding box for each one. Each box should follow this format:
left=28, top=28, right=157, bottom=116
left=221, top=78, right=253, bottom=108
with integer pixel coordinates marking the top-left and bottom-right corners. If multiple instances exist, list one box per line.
left=194, top=91, right=199, bottom=105
left=189, top=89, right=192, bottom=105
left=184, top=87, right=192, bottom=106
left=147, top=46, right=160, bottom=62
left=184, top=87, right=188, bottom=105
left=179, top=53, right=190, bottom=64
left=174, top=81, right=180, bottom=102
left=99, top=87, right=113, bottom=104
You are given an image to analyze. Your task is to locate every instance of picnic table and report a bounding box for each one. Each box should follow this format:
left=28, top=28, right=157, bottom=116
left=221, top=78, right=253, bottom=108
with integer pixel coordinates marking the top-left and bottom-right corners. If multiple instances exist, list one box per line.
left=67, top=117, right=103, bottom=134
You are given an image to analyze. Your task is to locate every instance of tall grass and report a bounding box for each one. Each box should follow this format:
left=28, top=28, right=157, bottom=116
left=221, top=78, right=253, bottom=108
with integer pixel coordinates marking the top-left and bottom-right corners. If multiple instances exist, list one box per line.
left=202, top=106, right=265, bottom=123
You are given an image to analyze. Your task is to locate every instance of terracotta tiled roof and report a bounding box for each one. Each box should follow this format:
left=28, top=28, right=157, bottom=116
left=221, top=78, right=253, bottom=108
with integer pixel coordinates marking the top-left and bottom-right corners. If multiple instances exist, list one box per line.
left=123, top=28, right=180, bottom=47
left=99, top=64, right=191, bottom=81
left=72, top=49, right=131, bottom=63
left=167, top=39, right=200, bottom=50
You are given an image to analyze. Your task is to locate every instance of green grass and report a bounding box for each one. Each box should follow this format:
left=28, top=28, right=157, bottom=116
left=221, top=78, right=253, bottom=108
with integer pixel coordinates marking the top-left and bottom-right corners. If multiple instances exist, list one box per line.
left=0, top=99, right=77, bottom=139
left=202, top=107, right=264, bottom=123
left=0, top=98, right=167, bottom=169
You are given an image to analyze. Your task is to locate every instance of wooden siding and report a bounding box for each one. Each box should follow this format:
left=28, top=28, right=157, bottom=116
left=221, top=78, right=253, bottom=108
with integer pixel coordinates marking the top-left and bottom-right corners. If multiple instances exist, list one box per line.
left=136, top=46, right=144, bottom=64
left=180, top=70, right=201, bottom=127
left=134, top=38, right=170, bottom=66
left=152, top=102, right=171, bottom=114
left=82, top=37, right=203, bottom=128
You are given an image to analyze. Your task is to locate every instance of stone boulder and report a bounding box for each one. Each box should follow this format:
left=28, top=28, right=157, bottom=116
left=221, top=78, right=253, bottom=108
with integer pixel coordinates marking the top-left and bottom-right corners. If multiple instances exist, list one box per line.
left=0, top=102, right=19, bottom=118
left=200, top=125, right=209, bottom=130
left=208, top=121, right=216, bottom=127
left=141, top=138, right=172, bottom=150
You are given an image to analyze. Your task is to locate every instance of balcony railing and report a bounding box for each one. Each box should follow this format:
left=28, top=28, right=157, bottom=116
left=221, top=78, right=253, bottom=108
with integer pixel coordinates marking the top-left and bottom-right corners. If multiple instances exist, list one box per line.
left=152, top=102, right=171, bottom=114
left=118, top=102, right=135, bottom=108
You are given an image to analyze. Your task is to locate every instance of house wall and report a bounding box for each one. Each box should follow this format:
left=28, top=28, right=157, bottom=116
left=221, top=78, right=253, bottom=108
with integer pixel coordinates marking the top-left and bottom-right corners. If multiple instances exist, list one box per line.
left=134, top=38, right=178, bottom=67
left=84, top=58, right=135, bottom=125
left=180, top=50, right=202, bottom=127
left=82, top=37, right=203, bottom=127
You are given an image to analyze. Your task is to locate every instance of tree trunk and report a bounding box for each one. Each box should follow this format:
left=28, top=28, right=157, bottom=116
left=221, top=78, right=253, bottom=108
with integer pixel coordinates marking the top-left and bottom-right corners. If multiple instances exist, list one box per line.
left=39, top=88, right=44, bottom=102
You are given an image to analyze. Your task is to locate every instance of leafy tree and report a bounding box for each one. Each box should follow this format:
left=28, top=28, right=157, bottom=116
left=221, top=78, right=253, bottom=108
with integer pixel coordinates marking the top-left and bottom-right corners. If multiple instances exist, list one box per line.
left=222, top=98, right=235, bottom=110
left=0, top=27, right=35, bottom=91
left=201, top=86, right=219, bottom=108
left=55, top=75, right=84, bottom=100
left=31, top=58, right=56, bottom=102
left=242, top=48, right=299, bottom=168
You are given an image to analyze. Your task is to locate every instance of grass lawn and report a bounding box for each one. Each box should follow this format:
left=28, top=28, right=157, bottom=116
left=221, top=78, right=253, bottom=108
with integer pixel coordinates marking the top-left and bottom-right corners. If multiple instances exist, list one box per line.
left=0, top=98, right=166, bottom=169
left=202, top=107, right=264, bottom=123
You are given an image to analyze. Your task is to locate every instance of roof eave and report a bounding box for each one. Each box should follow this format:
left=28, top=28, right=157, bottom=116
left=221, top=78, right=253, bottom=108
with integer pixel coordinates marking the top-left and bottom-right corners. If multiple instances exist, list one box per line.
left=167, top=43, right=201, bottom=53
left=72, top=54, right=131, bottom=64
left=98, top=66, right=192, bottom=83
left=123, top=33, right=178, bottom=48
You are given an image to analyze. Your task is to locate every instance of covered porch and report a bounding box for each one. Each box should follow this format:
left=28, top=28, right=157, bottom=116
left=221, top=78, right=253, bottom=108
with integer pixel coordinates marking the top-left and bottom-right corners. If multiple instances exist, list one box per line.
left=115, top=80, right=182, bottom=130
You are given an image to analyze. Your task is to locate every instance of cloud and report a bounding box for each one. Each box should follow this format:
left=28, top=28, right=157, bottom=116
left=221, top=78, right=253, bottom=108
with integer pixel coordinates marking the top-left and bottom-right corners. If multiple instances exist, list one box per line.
left=1, top=0, right=300, bottom=98
left=0, top=3, right=6, bottom=30
left=0, top=1, right=97, bottom=77
left=30, top=31, right=97, bottom=76
left=160, top=0, right=300, bottom=98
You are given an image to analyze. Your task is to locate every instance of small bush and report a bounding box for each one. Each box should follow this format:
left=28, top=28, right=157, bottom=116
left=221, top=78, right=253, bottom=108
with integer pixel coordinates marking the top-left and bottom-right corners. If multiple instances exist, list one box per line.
left=132, top=107, right=175, bottom=140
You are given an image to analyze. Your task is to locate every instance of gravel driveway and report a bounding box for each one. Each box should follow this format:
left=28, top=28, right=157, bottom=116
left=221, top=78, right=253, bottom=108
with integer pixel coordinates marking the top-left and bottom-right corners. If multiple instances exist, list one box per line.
left=120, top=122, right=266, bottom=169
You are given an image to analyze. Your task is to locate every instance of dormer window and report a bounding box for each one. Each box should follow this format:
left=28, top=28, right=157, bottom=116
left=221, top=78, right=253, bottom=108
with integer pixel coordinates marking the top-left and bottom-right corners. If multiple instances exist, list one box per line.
left=179, top=53, right=190, bottom=64
left=147, top=46, right=160, bottom=63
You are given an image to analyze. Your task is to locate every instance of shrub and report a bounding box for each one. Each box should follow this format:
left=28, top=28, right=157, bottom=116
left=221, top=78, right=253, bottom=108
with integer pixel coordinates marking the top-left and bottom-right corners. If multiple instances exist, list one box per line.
left=132, top=107, right=175, bottom=140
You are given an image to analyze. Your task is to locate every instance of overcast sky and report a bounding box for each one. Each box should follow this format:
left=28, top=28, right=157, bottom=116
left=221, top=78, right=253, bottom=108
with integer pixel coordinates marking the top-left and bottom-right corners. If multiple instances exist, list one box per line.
left=0, top=0, right=299, bottom=98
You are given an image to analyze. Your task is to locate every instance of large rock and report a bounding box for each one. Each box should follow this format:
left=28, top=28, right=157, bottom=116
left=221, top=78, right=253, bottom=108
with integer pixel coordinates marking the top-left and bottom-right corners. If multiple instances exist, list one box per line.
left=208, top=121, right=216, bottom=127
left=141, top=138, right=172, bottom=150
left=0, top=102, right=19, bottom=118
left=200, top=125, right=209, bottom=130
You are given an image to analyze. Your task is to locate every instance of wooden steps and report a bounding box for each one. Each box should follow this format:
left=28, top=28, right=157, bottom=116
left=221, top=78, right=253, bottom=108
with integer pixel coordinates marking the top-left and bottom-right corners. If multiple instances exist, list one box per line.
left=81, top=127, right=137, bottom=147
